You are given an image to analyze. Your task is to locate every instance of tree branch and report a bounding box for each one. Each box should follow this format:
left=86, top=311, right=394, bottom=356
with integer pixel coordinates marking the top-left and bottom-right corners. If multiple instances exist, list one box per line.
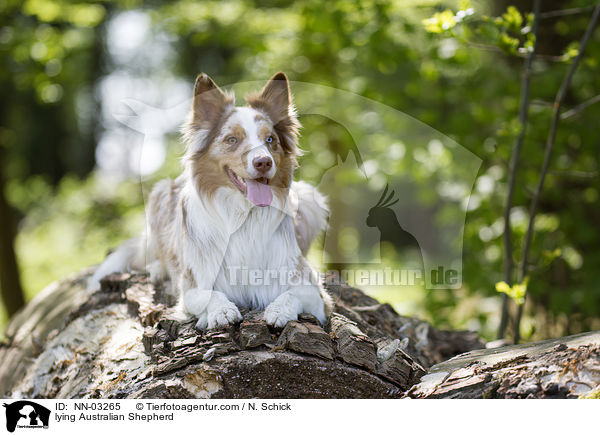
left=498, top=0, right=541, bottom=340
left=530, top=99, right=555, bottom=107
left=540, top=6, right=596, bottom=19
left=560, top=94, right=600, bottom=120
left=514, top=3, right=600, bottom=344
left=464, top=41, right=563, bottom=62
left=549, top=170, right=598, bottom=178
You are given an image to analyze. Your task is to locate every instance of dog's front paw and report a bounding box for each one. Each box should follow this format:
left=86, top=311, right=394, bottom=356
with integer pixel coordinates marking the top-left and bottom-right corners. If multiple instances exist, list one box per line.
left=264, top=294, right=302, bottom=328
left=206, top=298, right=242, bottom=329
left=195, top=311, right=208, bottom=330
left=187, top=290, right=242, bottom=330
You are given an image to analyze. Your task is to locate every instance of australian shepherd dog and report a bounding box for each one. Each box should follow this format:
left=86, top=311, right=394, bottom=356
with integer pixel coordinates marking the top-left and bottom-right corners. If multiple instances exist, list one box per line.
left=89, top=72, right=332, bottom=330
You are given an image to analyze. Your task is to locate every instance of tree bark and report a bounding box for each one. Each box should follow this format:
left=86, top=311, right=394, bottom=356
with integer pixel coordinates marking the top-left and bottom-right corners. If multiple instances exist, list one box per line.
left=0, top=270, right=483, bottom=399
left=3, top=269, right=599, bottom=399
left=408, top=331, right=600, bottom=398
left=0, top=145, right=25, bottom=316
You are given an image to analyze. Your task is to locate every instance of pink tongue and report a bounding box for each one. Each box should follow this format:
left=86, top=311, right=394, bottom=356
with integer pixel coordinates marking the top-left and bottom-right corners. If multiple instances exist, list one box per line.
left=246, top=179, right=272, bottom=207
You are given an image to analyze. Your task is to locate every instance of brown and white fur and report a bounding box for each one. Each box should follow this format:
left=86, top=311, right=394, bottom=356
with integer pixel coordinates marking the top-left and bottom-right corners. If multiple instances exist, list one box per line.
left=89, top=72, right=332, bottom=329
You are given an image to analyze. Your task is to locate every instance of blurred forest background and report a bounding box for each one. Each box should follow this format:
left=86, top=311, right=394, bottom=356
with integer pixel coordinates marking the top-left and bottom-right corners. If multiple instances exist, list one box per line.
left=1, top=0, right=599, bottom=343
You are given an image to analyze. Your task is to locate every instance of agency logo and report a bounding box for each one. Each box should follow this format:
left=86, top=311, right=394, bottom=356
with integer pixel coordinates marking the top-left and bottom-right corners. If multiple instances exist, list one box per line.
left=2, top=401, right=50, bottom=433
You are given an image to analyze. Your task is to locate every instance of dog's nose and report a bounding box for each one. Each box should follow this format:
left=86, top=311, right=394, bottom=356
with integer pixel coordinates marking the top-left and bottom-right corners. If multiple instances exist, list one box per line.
left=253, top=156, right=273, bottom=174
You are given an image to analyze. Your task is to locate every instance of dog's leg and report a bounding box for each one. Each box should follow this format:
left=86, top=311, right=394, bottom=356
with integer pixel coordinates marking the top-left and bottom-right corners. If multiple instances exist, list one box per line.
left=180, top=262, right=242, bottom=330
left=148, top=260, right=167, bottom=283
left=185, top=289, right=242, bottom=330
left=87, top=237, right=146, bottom=291
left=174, top=226, right=242, bottom=329
left=264, top=284, right=326, bottom=328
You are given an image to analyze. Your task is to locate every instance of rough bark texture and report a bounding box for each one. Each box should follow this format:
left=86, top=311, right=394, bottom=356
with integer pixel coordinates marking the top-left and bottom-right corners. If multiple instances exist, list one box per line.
left=408, top=331, right=600, bottom=398
left=0, top=270, right=483, bottom=399
left=6, top=269, right=598, bottom=399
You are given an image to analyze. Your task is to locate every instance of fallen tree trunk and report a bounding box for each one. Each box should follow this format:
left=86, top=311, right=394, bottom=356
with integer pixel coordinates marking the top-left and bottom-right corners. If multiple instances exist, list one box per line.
left=0, top=270, right=482, bottom=399
left=408, top=331, right=600, bottom=398
left=4, top=270, right=598, bottom=399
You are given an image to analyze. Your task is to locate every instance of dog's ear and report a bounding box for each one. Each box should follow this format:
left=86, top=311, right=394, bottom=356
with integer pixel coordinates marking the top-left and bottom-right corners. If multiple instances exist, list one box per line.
left=247, top=72, right=300, bottom=154
left=255, top=72, right=292, bottom=123
left=191, top=73, right=233, bottom=128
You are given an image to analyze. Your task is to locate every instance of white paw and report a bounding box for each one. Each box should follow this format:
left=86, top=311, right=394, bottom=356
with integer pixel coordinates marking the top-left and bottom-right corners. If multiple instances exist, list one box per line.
left=311, top=304, right=327, bottom=325
left=206, top=300, right=242, bottom=329
left=185, top=290, right=241, bottom=330
left=195, top=312, right=208, bottom=330
left=264, top=295, right=302, bottom=328
left=184, top=289, right=212, bottom=315
left=86, top=276, right=101, bottom=292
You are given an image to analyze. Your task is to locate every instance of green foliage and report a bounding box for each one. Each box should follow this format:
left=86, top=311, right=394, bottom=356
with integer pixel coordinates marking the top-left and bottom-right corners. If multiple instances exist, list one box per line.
left=500, top=6, right=523, bottom=33
left=22, top=0, right=106, bottom=27
left=8, top=174, right=145, bottom=300
left=423, top=10, right=457, bottom=34
left=495, top=278, right=528, bottom=306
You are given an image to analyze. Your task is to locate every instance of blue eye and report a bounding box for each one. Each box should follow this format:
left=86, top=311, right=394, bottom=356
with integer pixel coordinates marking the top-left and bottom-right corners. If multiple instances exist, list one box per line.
left=266, top=136, right=274, bottom=144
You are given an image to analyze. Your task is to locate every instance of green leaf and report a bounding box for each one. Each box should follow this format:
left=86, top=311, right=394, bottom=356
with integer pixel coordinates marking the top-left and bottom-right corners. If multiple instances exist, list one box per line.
left=561, top=42, right=580, bottom=62
left=502, top=6, right=523, bottom=32
left=423, top=10, right=457, bottom=34
left=498, top=32, right=519, bottom=54
left=495, top=277, right=529, bottom=305
left=458, top=0, right=472, bottom=11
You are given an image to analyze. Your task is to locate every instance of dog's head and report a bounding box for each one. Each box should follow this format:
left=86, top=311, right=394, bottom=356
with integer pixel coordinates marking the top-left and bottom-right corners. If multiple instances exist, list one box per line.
left=182, top=72, right=300, bottom=207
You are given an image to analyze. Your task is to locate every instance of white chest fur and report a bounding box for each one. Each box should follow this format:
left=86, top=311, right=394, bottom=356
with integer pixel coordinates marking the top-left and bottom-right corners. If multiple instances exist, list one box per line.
left=215, top=208, right=301, bottom=309
left=185, top=186, right=302, bottom=310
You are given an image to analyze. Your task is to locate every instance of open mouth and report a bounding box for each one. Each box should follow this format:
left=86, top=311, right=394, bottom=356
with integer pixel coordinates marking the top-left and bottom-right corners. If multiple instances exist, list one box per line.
left=226, top=167, right=273, bottom=207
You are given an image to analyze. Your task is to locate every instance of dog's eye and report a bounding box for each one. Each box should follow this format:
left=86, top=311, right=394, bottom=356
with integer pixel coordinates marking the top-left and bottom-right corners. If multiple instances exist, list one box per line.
left=266, top=136, right=275, bottom=145
left=226, top=136, right=238, bottom=145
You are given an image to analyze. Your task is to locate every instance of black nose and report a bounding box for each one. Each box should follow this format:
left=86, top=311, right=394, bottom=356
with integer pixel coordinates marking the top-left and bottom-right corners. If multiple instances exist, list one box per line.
left=253, top=156, right=273, bottom=174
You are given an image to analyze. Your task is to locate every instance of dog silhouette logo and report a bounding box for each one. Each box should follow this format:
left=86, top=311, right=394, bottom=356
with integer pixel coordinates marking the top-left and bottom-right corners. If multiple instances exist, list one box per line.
left=3, top=401, right=50, bottom=432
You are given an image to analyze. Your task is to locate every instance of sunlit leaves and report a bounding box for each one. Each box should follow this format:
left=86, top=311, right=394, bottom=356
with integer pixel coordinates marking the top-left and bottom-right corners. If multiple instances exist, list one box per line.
left=22, top=0, right=106, bottom=27
left=423, top=10, right=457, bottom=33
left=22, top=0, right=62, bottom=22
left=427, top=4, right=538, bottom=56
left=500, top=6, right=523, bottom=33
left=541, top=248, right=562, bottom=267
left=561, top=42, right=580, bottom=62
left=67, top=4, right=106, bottom=27
left=495, top=278, right=528, bottom=305
left=498, top=32, right=519, bottom=54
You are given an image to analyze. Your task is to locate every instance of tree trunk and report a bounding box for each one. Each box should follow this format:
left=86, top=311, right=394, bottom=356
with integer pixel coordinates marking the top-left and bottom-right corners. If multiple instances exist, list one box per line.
left=0, top=145, right=25, bottom=317
left=408, top=331, right=600, bottom=398
left=0, top=270, right=482, bottom=399
left=4, top=269, right=598, bottom=399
